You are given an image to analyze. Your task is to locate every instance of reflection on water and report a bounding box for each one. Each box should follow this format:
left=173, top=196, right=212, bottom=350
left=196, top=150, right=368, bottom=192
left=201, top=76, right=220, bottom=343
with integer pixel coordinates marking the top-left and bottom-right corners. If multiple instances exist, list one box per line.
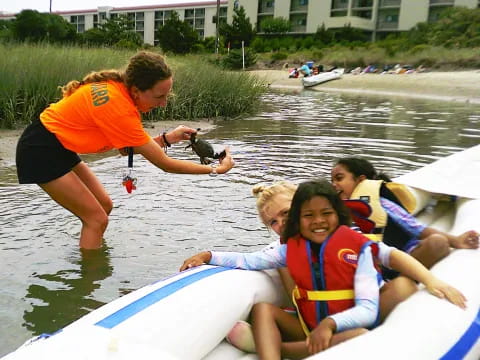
left=23, top=246, right=112, bottom=335
left=0, top=90, right=479, bottom=356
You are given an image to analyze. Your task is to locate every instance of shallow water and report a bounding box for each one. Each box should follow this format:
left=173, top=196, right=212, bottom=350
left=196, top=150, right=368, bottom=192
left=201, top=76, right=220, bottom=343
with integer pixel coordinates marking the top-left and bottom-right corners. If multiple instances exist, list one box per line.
left=1, top=90, right=479, bottom=355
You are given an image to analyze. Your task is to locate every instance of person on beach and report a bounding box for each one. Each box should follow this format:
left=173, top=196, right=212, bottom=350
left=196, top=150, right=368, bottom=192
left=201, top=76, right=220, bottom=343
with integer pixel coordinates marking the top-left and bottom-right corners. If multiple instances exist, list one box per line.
left=180, top=179, right=466, bottom=358
left=298, top=63, right=311, bottom=77
left=331, top=157, right=479, bottom=276
left=16, top=50, right=235, bottom=250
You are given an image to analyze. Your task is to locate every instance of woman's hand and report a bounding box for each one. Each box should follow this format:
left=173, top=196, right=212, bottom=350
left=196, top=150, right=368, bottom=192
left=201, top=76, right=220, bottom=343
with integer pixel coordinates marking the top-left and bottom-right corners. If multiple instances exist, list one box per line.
left=179, top=251, right=212, bottom=271
left=306, top=317, right=336, bottom=354
left=216, top=147, right=235, bottom=174
left=165, top=125, right=197, bottom=145
left=450, top=230, right=479, bottom=249
left=425, top=277, right=467, bottom=309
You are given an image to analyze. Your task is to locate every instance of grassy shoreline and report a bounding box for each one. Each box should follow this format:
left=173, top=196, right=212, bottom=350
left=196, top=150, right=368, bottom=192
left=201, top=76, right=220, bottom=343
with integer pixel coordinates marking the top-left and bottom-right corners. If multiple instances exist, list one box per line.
left=0, top=44, right=267, bottom=129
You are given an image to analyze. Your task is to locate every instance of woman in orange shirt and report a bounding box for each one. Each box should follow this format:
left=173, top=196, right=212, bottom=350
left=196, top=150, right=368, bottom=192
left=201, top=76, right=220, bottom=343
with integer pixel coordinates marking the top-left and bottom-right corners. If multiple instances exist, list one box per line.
left=16, top=51, right=235, bottom=249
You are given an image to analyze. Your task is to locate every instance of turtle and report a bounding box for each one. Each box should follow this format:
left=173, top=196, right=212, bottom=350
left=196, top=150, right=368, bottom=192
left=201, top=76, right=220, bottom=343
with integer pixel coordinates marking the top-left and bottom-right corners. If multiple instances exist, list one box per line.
left=185, top=129, right=226, bottom=165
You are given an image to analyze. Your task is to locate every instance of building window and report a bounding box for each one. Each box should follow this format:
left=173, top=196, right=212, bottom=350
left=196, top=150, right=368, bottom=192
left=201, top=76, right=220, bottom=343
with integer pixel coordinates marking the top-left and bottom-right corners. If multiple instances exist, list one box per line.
left=70, top=15, right=85, bottom=33
left=386, top=14, right=398, bottom=22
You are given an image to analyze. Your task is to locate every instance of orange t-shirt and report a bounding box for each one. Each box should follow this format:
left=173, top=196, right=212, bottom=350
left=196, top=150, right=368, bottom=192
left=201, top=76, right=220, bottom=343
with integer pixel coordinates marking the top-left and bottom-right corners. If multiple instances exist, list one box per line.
left=40, top=80, right=151, bottom=154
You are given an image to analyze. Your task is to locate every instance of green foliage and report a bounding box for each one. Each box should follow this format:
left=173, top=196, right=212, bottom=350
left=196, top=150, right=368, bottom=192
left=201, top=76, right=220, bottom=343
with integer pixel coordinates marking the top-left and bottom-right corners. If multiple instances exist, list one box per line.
left=220, top=6, right=255, bottom=49
left=11, top=10, right=76, bottom=43
left=202, top=36, right=217, bottom=52
left=152, top=58, right=266, bottom=120
left=271, top=51, right=288, bottom=61
left=260, top=17, right=291, bottom=34
left=12, top=10, right=48, bottom=41
left=251, top=37, right=266, bottom=53
left=221, top=48, right=257, bottom=69
left=0, top=44, right=267, bottom=128
left=45, top=13, right=77, bottom=42
left=156, top=12, right=199, bottom=54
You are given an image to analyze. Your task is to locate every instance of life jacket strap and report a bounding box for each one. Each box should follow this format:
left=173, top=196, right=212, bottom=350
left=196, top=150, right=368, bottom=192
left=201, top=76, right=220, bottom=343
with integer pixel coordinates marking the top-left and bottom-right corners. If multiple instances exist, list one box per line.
left=293, top=286, right=354, bottom=301
left=364, top=233, right=383, bottom=242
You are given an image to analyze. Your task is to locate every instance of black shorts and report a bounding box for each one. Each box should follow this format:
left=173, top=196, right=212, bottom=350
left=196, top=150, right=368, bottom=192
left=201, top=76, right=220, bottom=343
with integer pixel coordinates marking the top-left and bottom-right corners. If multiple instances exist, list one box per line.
left=16, top=120, right=81, bottom=184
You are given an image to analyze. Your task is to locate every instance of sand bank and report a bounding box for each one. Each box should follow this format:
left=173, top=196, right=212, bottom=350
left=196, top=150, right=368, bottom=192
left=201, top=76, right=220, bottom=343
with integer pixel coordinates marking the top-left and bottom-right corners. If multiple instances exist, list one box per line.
left=251, top=69, right=480, bottom=104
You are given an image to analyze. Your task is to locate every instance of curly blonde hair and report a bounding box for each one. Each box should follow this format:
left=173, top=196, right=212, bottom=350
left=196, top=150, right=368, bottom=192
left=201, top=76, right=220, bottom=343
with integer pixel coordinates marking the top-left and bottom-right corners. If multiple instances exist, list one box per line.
left=252, top=181, right=298, bottom=227
left=60, top=51, right=172, bottom=97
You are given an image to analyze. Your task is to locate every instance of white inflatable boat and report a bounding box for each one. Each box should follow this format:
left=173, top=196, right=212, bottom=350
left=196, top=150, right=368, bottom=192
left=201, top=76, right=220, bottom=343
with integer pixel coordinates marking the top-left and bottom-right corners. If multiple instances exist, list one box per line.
left=3, top=146, right=480, bottom=360
left=302, top=68, right=344, bottom=88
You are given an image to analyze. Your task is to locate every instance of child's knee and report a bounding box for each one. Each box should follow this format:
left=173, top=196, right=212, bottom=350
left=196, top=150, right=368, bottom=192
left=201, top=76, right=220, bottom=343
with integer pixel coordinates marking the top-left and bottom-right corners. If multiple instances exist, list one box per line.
left=424, top=234, right=450, bottom=256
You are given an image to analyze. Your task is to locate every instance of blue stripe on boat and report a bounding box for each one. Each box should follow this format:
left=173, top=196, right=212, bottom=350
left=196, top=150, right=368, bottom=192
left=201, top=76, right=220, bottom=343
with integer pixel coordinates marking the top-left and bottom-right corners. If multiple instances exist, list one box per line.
left=95, top=266, right=230, bottom=329
left=440, top=307, right=480, bottom=359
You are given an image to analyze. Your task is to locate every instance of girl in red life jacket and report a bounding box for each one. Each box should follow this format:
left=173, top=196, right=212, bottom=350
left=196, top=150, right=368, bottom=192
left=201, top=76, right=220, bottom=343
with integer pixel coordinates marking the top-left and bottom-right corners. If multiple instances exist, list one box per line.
left=251, top=179, right=381, bottom=359
left=331, top=157, right=479, bottom=272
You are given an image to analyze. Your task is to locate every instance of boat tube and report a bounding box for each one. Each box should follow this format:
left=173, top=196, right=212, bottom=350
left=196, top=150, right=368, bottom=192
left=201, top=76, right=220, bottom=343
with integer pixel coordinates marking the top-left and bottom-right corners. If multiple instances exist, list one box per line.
left=3, top=146, right=480, bottom=360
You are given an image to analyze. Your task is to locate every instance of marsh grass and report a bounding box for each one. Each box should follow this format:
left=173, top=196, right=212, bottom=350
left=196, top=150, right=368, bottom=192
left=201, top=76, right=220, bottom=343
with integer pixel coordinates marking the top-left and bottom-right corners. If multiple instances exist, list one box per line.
left=0, top=44, right=267, bottom=129
left=153, top=55, right=266, bottom=121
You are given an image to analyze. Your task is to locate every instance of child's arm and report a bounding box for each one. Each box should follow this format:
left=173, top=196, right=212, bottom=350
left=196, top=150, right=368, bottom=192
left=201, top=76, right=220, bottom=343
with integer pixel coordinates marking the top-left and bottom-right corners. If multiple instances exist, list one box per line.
left=388, top=248, right=467, bottom=309
left=179, top=243, right=287, bottom=271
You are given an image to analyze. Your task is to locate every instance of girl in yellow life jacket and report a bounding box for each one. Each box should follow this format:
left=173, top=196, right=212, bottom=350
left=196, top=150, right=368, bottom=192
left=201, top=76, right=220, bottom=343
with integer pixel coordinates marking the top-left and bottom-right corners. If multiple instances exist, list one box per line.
left=331, top=157, right=479, bottom=275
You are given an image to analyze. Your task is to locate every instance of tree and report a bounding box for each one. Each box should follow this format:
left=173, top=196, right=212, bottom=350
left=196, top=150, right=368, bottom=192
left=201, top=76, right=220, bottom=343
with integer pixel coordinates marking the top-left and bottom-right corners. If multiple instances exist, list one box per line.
left=220, top=6, right=255, bottom=49
left=80, top=14, right=142, bottom=47
left=44, top=13, right=77, bottom=42
left=156, top=12, right=199, bottom=54
left=259, top=17, right=291, bottom=34
left=11, top=10, right=76, bottom=43
left=12, top=10, right=48, bottom=41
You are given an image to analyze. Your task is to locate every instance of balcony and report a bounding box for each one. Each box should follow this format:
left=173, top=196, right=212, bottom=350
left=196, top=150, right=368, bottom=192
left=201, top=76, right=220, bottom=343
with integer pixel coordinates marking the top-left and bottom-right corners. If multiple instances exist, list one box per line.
left=377, top=21, right=398, bottom=30
left=352, top=0, right=373, bottom=7
left=379, top=0, right=401, bottom=7
left=429, top=0, right=454, bottom=5
left=331, top=0, right=348, bottom=11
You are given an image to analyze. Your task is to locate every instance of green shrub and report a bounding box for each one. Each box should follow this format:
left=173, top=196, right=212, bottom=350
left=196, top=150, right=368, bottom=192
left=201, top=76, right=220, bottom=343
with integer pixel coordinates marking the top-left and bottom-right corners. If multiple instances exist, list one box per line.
left=221, top=48, right=257, bottom=69
left=271, top=51, right=288, bottom=61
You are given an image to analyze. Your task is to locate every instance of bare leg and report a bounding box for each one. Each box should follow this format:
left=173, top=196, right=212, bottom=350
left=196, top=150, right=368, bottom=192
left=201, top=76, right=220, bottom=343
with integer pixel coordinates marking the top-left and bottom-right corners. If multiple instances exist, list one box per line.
left=251, top=302, right=305, bottom=360
left=410, top=234, right=450, bottom=268
left=379, top=276, right=418, bottom=322
left=252, top=303, right=370, bottom=360
left=40, top=163, right=110, bottom=249
left=73, top=162, right=113, bottom=215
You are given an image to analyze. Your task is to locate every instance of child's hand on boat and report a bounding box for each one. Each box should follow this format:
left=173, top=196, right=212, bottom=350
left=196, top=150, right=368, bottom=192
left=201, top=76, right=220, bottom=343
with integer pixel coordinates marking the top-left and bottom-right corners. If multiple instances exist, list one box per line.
left=306, top=317, right=336, bottom=354
left=449, top=230, right=479, bottom=249
left=425, top=278, right=467, bottom=309
left=179, top=251, right=212, bottom=271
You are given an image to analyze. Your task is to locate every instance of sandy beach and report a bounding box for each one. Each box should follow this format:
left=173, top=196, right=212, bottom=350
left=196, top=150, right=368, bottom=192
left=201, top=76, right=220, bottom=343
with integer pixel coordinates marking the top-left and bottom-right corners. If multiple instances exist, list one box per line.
left=251, top=69, right=480, bottom=104
left=2, top=69, right=480, bottom=164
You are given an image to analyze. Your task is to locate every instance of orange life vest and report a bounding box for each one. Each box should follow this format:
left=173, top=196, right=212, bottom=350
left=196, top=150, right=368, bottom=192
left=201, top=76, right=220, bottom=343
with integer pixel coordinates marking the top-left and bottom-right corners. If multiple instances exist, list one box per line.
left=286, top=225, right=380, bottom=333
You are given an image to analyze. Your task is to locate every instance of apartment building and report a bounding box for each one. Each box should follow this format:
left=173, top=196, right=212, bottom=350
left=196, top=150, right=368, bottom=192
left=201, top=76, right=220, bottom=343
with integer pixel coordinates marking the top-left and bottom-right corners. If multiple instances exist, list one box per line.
left=1, top=0, right=479, bottom=44
left=228, top=0, right=480, bottom=39
left=1, top=1, right=228, bottom=45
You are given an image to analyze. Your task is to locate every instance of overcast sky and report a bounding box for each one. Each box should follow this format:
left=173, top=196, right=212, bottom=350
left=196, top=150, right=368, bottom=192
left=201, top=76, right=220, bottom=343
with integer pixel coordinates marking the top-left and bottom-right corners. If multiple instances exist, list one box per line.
left=1, top=0, right=211, bottom=14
